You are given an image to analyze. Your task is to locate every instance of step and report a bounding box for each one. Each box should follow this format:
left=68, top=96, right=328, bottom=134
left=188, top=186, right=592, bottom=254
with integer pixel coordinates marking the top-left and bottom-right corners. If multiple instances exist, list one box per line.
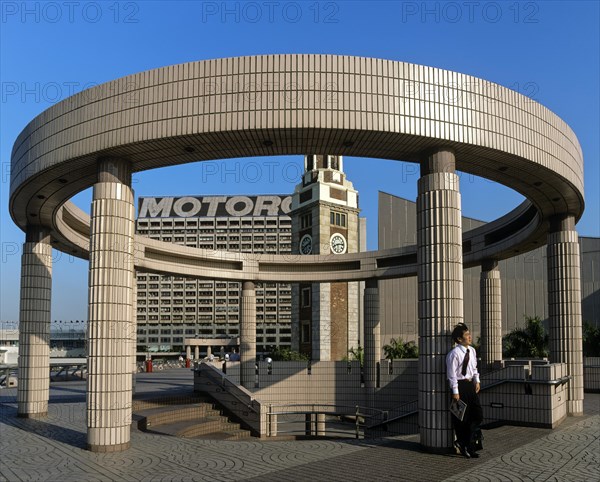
left=133, top=393, right=253, bottom=440
left=145, top=417, right=241, bottom=438
left=133, top=393, right=211, bottom=412
left=137, top=403, right=221, bottom=430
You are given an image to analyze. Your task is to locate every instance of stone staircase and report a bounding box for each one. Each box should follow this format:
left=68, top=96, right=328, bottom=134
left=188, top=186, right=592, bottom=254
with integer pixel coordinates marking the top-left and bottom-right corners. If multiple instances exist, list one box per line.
left=133, top=393, right=252, bottom=441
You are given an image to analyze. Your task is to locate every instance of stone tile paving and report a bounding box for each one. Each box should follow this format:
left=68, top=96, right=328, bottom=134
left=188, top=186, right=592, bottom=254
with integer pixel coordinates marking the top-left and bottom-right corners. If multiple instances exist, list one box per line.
left=0, top=370, right=598, bottom=482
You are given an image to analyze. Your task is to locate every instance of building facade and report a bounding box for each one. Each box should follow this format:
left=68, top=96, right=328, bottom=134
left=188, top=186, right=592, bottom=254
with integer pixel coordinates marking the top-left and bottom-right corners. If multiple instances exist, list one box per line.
left=378, top=191, right=600, bottom=346
left=135, top=195, right=293, bottom=355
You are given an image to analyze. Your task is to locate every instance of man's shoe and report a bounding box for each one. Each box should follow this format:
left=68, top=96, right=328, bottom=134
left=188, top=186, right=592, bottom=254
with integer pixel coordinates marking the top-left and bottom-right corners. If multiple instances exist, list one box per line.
left=454, top=441, right=471, bottom=458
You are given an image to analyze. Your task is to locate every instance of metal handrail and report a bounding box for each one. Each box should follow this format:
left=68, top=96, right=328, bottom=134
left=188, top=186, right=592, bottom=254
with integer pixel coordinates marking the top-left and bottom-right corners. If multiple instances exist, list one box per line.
left=196, top=362, right=260, bottom=414
left=266, top=403, right=386, bottom=439
left=480, top=375, right=572, bottom=390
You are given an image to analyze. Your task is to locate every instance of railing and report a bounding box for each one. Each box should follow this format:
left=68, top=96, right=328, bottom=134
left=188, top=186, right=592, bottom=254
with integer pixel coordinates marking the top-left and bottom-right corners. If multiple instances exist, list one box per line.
left=267, top=403, right=387, bottom=439
left=367, top=399, right=418, bottom=429
left=198, top=362, right=260, bottom=416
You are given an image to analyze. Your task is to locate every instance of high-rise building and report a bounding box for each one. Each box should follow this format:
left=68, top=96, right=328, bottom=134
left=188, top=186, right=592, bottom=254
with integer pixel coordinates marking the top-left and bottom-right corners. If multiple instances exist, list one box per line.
left=290, top=155, right=365, bottom=360
left=135, top=195, right=293, bottom=355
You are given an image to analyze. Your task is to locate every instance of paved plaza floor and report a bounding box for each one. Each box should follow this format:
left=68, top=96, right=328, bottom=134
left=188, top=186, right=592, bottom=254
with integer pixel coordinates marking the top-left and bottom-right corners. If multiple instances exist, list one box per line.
left=1, top=369, right=598, bottom=482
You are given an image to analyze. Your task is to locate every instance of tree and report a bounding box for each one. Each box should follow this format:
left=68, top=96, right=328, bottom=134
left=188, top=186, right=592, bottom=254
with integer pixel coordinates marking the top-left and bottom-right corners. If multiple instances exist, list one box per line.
left=503, top=315, right=548, bottom=358
left=382, top=338, right=419, bottom=359
left=583, top=321, right=600, bottom=357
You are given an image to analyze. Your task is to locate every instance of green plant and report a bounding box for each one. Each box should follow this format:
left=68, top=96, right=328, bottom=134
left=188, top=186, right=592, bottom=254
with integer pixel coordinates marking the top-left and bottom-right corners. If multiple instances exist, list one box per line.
left=503, top=315, right=548, bottom=358
left=583, top=321, right=600, bottom=357
left=269, top=347, right=310, bottom=362
left=383, top=338, right=419, bottom=359
left=346, top=345, right=364, bottom=366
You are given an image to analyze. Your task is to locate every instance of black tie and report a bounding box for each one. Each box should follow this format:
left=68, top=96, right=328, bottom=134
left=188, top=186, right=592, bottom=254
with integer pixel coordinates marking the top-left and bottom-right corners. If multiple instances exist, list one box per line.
left=461, top=348, right=470, bottom=376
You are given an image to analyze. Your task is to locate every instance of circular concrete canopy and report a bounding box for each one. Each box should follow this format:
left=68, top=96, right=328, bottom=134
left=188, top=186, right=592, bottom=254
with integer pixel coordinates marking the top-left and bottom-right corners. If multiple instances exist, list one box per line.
left=10, top=55, right=584, bottom=282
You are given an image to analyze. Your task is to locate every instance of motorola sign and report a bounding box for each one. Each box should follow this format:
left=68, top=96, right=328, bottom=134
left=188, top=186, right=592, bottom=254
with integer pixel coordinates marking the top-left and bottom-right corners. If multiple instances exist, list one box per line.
left=138, top=195, right=292, bottom=218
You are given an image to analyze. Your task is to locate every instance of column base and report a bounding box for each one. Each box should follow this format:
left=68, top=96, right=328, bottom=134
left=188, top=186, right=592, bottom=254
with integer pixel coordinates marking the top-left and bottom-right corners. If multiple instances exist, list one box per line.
left=420, top=444, right=455, bottom=455
left=567, top=400, right=584, bottom=416
left=17, top=411, right=48, bottom=419
left=87, top=441, right=131, bottom=453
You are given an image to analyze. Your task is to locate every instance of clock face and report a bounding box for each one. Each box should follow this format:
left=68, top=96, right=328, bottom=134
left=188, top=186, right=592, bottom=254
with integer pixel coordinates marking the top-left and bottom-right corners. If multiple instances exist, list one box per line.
left=330, top=233, right=347, bottom=254
left=300, top=234, right=313, bottom=255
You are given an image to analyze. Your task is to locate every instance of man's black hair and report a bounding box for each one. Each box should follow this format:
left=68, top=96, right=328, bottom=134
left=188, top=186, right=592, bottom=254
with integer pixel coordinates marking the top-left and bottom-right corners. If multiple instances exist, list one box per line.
left=451, top=323, right=470, bottom=344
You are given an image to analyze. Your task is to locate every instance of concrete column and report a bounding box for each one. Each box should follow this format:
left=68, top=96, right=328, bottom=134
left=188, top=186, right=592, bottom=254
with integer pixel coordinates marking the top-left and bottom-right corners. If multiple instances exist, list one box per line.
left=480, top=260, right=502, bottom=372
left=363, top=279, right=380, bottom=389
left=131, top=276, right=137, bottom=394
left=417, top=149, right=463, bottom=452
left=17, top=226, right=52, bottom=418
left=186, top=346, right=192, bottom=360
left=313, top=283, right=331, bottom=361
left=194, top=346, right=199, bottom=360
left=547, top=214, right=584, bottom=415
left=87, top=157, right=134, bottom=452
left=305, top=413, right=325, bottom=436
left=241, top=281, right=256, bottom=388
left=347, top=281, right=360, bottom=354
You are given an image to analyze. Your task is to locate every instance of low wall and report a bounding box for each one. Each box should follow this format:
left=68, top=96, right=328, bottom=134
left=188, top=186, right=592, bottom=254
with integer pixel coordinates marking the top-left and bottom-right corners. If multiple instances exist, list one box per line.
left=480, top=362, right=568, bottom=428
left=253, top=361, right=363, bottom=407
left=376, top=359, right=418, bottom=409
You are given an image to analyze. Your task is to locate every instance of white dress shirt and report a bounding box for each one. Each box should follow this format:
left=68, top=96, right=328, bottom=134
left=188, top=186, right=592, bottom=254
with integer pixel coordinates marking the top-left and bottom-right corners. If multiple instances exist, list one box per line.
left=446, top=344, right=480, bottom=395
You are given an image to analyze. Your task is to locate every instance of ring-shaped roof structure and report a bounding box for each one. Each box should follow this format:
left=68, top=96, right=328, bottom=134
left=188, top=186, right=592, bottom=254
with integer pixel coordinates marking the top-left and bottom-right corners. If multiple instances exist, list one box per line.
left=10, top=55, right=584, bottom=282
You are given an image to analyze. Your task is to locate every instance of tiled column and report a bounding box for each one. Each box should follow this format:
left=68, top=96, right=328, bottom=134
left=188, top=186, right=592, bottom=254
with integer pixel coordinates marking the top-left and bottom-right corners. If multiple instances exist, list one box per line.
left=131, top=277, right=138, bottom=394
left=547, top=214, right=584, bottom=415
left=480, top=260, right=502, bottom=372
left=17, top=226, right=52, bottom=418
left=417, top=149, right=463, bottom=452
left=364, top=279, right=380, bottom=389
left=87, top=157, right=134, bottom=452
left=241, top=281, right=256, bottom=388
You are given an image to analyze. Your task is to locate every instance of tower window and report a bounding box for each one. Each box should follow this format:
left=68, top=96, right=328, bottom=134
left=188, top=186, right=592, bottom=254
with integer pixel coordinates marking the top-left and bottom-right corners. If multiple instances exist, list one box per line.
left=301, top=321, right=311, bottom=343
left=330, top=211, right=346, bottom=227
left=301, top=287, right=311, bottom=308
left=301, top=213, right=312, bottom=229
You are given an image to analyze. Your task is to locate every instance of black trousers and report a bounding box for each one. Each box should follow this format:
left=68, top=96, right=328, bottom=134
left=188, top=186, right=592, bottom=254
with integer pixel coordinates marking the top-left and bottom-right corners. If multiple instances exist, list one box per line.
left=452, top=379, right=483, bottom=449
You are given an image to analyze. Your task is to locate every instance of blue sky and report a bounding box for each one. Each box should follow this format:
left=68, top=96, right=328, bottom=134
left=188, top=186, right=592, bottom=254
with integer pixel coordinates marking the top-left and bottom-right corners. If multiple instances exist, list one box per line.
left=1, top=0, right=598, bottom=322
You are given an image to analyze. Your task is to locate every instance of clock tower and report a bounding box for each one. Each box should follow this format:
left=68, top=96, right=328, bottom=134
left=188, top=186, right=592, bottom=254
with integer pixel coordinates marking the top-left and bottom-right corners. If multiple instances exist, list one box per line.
left=290, top=155, right=361, bottom=361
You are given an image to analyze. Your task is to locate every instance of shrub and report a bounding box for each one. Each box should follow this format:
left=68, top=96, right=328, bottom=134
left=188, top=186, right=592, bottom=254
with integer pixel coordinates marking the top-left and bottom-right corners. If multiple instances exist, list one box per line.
left=583, top=321, right=600, bottom=357
left=269, top=347, right=310, bottom=361
left=503, top=315, right=548, bottom=358
left=383, top=337, right=419, bottom=359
